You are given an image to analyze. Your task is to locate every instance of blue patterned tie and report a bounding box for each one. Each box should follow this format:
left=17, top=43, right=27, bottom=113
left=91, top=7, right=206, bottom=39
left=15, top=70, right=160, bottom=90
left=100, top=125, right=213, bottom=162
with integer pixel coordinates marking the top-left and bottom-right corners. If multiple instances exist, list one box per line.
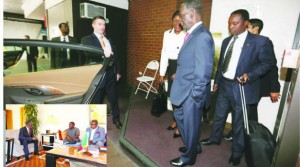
left=222, top=36, right=238, bottom=73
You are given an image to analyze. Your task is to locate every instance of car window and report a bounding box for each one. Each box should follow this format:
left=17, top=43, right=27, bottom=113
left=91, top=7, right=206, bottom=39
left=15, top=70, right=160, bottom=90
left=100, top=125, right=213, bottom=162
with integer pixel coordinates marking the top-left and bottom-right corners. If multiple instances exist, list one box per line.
left=3, top=46, right=23, bottom=70
left=3, top=40, right=104, bottom=76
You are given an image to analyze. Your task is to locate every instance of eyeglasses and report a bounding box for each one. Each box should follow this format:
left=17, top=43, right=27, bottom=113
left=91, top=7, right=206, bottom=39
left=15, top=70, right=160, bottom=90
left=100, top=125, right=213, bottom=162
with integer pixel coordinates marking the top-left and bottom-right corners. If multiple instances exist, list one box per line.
left=90, top=124, right=97, bottom=125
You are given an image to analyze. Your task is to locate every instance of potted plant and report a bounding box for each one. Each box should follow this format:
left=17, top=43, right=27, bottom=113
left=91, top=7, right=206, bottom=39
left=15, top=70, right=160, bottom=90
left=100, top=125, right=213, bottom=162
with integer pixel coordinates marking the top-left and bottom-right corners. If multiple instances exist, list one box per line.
left=24, top=104, right=40, bottom=135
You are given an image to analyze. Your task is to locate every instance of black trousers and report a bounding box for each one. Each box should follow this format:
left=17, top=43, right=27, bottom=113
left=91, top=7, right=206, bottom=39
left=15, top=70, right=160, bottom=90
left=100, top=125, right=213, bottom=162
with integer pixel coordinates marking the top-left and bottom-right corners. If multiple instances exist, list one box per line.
left=167, top=59, right=177, bottom=97
left=27, top=57, right=37, bottom=72
left=92, top=68, right=120, bottom=123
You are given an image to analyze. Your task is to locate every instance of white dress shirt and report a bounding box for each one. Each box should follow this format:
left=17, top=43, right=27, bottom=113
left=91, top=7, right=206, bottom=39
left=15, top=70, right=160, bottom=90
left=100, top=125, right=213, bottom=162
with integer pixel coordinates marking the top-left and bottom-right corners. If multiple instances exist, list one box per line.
left=223, top=30, right=248, bottom=79
left=26, top=127, right=30, bottom=135
left=159, top=29, right=186, bottom=76
left=187, top=21, right=203, bottom=34
left=60, top=35, right=70, bottom=59
left=60, top=35, right=69, bottom=42
left=94, top=32, right=112, bottom=52
left=89, top=128, right=96, bottom=140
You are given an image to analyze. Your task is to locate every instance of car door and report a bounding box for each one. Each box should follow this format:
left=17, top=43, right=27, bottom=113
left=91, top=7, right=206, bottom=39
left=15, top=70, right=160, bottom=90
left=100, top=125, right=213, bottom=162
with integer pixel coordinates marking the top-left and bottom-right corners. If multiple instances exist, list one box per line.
left=3, top=39, right=105, bottom=104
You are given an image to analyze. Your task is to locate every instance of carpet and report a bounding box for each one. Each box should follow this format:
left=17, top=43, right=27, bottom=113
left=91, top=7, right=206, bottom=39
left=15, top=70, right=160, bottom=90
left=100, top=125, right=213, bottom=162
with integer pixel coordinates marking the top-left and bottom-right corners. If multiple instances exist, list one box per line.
left=6, top=151, right=69, bottom=167
left=120, top=90, right=247, bottom=167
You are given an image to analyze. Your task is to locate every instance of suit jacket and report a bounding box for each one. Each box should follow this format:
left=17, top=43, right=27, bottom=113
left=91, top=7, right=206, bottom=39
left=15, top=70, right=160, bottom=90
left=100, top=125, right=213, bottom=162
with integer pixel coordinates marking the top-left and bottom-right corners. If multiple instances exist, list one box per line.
left=259, top=41, right=280, bottom=97
left=51, top=35, right=77, bottom=43
left=170, top=23, right=214, bottom=107
left=51, top=35, right=78, bottom=67
left=19, top=126, right=34, bottom=145
left=214, top=31, right=276, bottom=104
left=81, top=33, right=120, bottom=74
left=86, top=126, right=106, bottom=144
left=23, top=46, right=38, bottom=59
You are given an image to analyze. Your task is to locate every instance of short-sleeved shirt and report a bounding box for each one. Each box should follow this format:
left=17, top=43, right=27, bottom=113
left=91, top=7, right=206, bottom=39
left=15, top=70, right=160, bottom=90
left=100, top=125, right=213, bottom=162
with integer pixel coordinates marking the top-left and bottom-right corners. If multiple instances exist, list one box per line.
left=66, top=127, right=80, bottom=138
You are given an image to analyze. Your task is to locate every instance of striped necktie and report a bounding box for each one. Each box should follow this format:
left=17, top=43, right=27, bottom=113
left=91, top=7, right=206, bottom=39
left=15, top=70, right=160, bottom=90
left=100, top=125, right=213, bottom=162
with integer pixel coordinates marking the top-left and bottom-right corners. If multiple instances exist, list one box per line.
left=222, top=36, right=238, bottom=73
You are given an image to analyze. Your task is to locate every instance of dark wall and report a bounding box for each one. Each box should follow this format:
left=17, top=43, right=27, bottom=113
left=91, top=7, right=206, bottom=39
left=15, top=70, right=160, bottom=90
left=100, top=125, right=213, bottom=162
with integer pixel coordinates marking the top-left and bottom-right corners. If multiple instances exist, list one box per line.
left=72, top=0, right=128, bottom=84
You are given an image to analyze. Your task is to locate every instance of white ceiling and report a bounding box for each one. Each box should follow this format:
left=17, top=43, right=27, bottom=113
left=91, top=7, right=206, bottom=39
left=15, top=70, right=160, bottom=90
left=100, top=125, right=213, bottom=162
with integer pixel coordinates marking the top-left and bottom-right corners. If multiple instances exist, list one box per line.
left=3, top=0, right=24, bottom=14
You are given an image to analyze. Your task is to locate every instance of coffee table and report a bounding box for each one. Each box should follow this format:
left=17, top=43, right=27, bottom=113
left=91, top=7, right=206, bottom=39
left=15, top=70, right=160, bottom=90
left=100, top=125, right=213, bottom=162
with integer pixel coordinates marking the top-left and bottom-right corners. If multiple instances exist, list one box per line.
left=45, top=146, right=106, bottom=167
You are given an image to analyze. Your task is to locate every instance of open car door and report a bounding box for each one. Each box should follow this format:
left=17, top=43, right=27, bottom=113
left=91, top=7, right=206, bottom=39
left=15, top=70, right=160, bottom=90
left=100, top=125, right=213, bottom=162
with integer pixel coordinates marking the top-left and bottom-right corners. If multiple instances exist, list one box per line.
left=3, top=39, right=106, bottom=104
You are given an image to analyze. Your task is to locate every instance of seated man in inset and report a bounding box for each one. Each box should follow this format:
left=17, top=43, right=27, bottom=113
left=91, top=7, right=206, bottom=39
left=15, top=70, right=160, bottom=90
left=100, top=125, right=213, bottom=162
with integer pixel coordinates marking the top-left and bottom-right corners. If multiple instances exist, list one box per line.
left=86, top=120, right=106, bottom=146
left=19, top=120, right=40, bottom=161
left=63, top=121, right=80, bottom=144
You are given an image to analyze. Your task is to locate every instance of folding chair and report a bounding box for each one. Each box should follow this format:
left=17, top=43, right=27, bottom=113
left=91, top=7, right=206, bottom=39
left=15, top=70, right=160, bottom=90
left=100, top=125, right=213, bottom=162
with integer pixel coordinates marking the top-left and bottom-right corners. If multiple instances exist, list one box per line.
left=135, top=60, right=159, bottom=99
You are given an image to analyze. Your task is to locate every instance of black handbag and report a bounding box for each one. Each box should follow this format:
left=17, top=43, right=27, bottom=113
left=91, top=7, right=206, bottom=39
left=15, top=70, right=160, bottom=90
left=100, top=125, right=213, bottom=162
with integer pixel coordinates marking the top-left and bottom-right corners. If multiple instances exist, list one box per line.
left=151, top=83, right=168, bottom=117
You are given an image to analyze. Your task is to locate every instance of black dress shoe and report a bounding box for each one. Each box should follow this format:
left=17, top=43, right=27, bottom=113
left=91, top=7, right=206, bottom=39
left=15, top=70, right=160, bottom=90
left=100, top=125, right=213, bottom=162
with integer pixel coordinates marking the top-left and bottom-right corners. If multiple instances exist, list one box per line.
left=179, top=147, right=202, bottom=154
left=167, top=126, right=176, bottom=130
left=113, top=121, right=123, bottom=129
left=224, top=135, right=234, bottom=141
left=170, top=157, right=188, bottom=167
left=200, top=138, right=220, bottom=145
left=25, top=156, right=29, bottom=161
left=228, top=155, right=241, bottom=166
left=173, top=133, right=181, bottom=138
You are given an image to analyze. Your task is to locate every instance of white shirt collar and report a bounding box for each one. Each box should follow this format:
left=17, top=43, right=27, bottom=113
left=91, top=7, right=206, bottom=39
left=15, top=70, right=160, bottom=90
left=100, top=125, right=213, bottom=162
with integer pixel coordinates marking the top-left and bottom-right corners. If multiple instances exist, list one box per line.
left=60, top=35, right=69, bottom=42
left=94, top=32, right=104, bottom=39
left=187, top=21, right=203, bottom=34
left=235, top=30, right=248, bottom=40
left=169, top=28, right=186, bottom=36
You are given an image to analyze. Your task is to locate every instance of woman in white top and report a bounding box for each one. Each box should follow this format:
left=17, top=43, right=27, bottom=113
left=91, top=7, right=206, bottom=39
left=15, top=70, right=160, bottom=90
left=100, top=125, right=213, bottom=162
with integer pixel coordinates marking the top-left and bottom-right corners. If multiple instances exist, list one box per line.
left=159, top=11, right=186, bottom=138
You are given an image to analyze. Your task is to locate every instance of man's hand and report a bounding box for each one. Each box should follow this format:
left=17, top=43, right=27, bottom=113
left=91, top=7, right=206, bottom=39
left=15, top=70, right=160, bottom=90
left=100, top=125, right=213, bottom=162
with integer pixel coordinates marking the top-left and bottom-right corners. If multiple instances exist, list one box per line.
left=270, top=92, right=280, bottom=103
left=171, top=73, right=176, bottom=80
left=66, top=135, right=71, bottom=140
left=32, top=137, right=37, bottom=140
left=159, top=76, right=164, bottom=83
left=213, top=84, right=218, bottom=92
left=104, top=48, right=113, bottom=58
left=117, top=74, right=121, bottom=81
left=237, top=73, right=249, bottom=84
left=88, top=140, right=93, bottom=145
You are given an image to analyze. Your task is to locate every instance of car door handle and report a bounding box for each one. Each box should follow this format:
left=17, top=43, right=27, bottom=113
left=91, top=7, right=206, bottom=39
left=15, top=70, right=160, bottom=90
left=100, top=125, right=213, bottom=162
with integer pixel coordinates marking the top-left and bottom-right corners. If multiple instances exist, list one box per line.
left=24, top=88, right=43, bottom=95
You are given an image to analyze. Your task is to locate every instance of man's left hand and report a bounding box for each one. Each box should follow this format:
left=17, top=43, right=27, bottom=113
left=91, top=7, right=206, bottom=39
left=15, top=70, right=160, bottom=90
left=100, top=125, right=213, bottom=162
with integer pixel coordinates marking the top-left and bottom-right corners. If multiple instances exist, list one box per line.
left=117, top=74, right=121, bottom=81
left=237, top=73, right=249, bottom=84
left=104, top=48, right=113, bottom=58
left=270, top=92, right=280, bottom=103
left=171, top=73, right=176, bottom=80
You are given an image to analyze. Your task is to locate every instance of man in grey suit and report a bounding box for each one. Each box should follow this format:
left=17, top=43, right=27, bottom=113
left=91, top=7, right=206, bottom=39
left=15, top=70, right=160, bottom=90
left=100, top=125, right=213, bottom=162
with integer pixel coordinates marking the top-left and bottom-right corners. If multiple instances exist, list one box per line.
left=51, top=22, right=77, bottom=68
left=86, top=120, right=106, bottom=146
left=170, top=0, right=214, bottom=166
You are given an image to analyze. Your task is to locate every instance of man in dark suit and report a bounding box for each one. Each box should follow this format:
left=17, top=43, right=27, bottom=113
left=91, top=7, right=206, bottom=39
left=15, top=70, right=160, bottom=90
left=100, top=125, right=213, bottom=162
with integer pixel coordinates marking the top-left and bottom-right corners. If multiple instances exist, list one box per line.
left=81, top=16, right=122, bottom=129
left=19, top=120, right=39, bottom=161
left=248, top=18, right=281, bottom=120
left=24, top=35, right=38, bottom=72
left=200, top=9, right=276, bottom=166
left=169, top=0, right=214, bottom=166
left=223, top=18, right=281, bottom=141
left=51, top=22, right=77, bottom=68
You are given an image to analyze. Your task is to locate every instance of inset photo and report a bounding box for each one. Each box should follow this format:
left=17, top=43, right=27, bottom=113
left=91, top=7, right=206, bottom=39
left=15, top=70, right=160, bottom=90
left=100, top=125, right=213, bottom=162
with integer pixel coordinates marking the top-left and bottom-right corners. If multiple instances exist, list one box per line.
left=5, top=104, right=107, bottom=167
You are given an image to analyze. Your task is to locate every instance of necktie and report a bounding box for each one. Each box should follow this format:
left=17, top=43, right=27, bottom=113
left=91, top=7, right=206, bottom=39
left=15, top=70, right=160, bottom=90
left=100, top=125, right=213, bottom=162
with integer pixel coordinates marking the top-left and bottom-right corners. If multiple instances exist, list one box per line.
left=28, top=129, right=31, bottom=136
left=99, top=35, right=106, bottom=48
left=222, top=36, right=238, bottom=73
left=184, top=33, right=190, bottom=42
